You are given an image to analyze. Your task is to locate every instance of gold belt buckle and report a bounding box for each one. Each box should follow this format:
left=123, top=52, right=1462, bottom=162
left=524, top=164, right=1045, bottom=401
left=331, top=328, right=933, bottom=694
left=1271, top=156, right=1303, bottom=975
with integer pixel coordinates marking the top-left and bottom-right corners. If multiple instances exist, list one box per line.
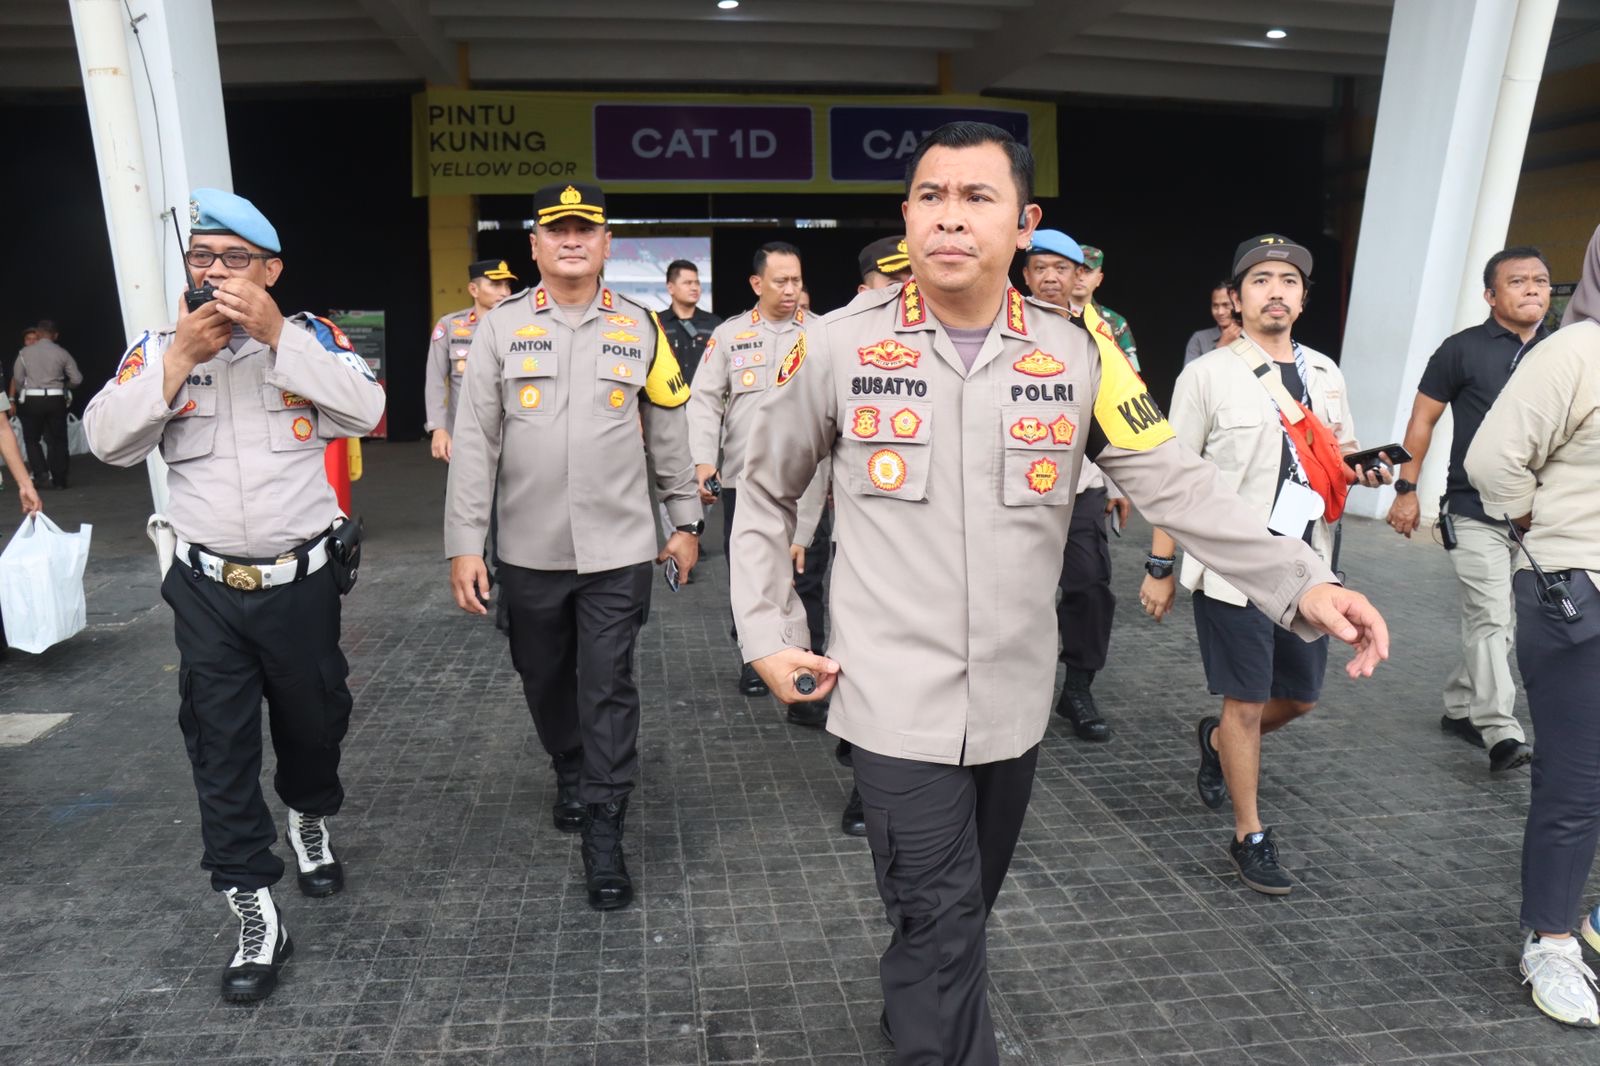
left=222, top=561, right=265, bottom=591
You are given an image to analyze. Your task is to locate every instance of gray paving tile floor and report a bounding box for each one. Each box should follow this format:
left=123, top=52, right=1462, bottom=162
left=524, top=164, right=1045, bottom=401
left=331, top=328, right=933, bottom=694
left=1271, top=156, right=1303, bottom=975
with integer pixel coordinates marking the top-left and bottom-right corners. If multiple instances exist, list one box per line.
left=1, top=444, right=1597, bottom=1065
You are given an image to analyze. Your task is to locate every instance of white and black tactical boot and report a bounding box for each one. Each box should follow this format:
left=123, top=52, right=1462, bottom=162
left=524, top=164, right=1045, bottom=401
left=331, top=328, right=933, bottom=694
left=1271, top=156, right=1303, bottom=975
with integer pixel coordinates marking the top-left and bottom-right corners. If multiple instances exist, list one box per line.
left=221, top=887, right=292, bottom=1003
left=287, top=809, right=344, bottom=898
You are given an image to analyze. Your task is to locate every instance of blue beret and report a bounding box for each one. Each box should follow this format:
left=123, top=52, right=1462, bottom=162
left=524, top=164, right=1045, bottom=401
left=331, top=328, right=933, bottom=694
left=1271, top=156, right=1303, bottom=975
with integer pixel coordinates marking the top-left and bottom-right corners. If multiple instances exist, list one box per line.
left=188, top=188, right=280, bottom=254
left=1025, top=229, right=1083, bottom=264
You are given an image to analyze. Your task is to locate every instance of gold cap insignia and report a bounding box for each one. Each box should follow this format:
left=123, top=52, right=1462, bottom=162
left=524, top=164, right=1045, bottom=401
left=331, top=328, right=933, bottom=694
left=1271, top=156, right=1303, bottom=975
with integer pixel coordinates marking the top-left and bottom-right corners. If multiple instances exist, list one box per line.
left=559, top=185, right=582, bottom=205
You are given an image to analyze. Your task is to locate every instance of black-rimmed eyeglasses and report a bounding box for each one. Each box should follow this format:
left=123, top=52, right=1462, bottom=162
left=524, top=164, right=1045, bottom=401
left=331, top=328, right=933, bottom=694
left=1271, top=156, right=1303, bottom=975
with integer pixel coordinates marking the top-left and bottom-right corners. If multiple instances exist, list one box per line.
left=185, top=249, right=274, bottom=269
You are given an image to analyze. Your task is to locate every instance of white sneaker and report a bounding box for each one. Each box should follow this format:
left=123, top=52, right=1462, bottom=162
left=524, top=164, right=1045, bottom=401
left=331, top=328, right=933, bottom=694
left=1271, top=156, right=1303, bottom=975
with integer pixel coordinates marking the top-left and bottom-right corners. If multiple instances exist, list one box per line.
left=1521, top=932, right=1600, bottom=1027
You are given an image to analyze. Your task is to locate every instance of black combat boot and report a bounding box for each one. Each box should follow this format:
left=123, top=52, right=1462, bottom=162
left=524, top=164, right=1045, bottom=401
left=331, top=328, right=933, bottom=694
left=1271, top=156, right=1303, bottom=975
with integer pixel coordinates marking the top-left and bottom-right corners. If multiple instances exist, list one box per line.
left=582, top=798, right=634, bottom=911
left=1054, top=667, right=1111, bottom=741
left=552, top=749, right=587, bottom=833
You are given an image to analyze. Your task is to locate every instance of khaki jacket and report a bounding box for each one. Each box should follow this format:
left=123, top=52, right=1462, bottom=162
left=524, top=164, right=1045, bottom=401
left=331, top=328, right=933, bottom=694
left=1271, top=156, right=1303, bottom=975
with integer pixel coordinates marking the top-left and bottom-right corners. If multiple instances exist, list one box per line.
left=84, top=315, right=386, bottom=556
left=424, top=306, right=482, bottom=433
left=444, top=283, right=701, bottom=573
left=1466, top=319, right=1600, bottom=578
left=1169, top=338, right=1357, bottom=607
left=687, top=307, right=808, bottom=486
left=731, top=284, right=1333, bottom=766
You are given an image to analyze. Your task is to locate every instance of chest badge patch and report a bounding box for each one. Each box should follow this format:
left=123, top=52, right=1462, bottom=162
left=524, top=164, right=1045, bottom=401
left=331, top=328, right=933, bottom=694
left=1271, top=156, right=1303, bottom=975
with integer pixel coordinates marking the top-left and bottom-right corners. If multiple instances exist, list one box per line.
left=605, top=314, right=638, bottom=327
left=851, top=406, right=881, bottom=438
left=890, top=408, right=922, bottom=439
left=1010, top=416, right=1048, bottom=444
left=868, top=448, right=907, bottom=492
left=521, top=356, right=540, bottom=373
left=1049, top=414, right=1076, bottom=445
left=1013, top=350, right=1064, bottom=377
left=515, top=324, right=548, bottom=338
left=859, top=338, right=921, bottom=371
left=735, top=330, right=759, bottom=340
left=1026, top=456, right=1060, bottom=494
left=775, top=334, right=807, bottom=387
left=608, top=388, right=627, bottom=409
left=602, top=329, right=639, bottom=344
left=739, top=368, right=758, bottom=388
left=291, top=416, right=314, bottom=442
left=612, top=363, right=634, bottom=379
left=282, top=391, right=311, bottom=409
left=520, top=384, right=542, bottom=409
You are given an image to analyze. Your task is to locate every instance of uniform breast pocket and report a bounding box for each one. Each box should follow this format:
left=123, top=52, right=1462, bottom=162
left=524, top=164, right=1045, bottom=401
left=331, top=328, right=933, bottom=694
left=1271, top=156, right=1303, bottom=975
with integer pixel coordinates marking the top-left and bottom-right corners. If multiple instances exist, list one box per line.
left=160, top=388, right=218, bottom=463
left=1000, top=402, right=1078, bottom=507
left=262, top=385, right=324, bottom=451
left=594, top=362, right=640, bottom=419
left=840, top=401, right=933, bottom=502
left=1210, top=402, right=1266, bottom=466
left=729, top=361, right=771, bottom=396
left=503, top=354, right=558, bottom=419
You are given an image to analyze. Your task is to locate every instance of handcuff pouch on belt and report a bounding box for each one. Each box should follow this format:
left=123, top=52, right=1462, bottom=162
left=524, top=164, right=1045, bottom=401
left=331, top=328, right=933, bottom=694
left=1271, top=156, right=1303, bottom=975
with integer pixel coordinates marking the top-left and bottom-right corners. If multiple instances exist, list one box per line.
left=327, top=515, right=363, bottom=595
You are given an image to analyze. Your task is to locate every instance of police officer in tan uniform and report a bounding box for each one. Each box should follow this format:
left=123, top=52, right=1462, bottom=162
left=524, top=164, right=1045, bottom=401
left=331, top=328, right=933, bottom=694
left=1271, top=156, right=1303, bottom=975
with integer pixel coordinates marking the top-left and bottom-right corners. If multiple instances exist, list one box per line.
left=731, top=124, right=1391, bottom=1064
left=84, top=189, right=386, bottom=1004
left=687, top=242, right=808, bottom=704
left=445, top=182, right=700, bottom=912
left=424, top=258, right=518, bottom=461
left=12, top=324, right=83, bottom=488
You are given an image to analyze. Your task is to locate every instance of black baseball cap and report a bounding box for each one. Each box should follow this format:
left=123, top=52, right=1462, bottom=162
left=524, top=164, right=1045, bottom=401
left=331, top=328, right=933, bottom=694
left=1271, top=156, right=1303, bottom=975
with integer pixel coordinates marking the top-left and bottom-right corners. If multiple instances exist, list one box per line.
left=1232, top=234, right=1313, bottom=278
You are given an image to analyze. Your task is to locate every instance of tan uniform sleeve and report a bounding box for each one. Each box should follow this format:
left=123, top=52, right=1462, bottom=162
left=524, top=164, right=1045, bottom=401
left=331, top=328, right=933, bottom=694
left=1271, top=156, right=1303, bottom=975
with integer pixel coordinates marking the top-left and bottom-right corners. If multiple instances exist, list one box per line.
left=1087, top=332, right=1331, bottom=638
left=640, top=314, right=704, bottom=529
left=1465, top=334, right=1586, bottom=521
left=731, top=327, right=835, bottom=662
left=443, top=313, right=505, bottom=559
left=686, top=323, right=733, bottom=469
left=423, top=318, right=452, bottom=432
left=62, top=349, right=83, bottom=388
left=83, top=332, right=182, bottom=467
left=266, top=318, right=386, bottom=436
left=793, top=457, right=831, bottom=548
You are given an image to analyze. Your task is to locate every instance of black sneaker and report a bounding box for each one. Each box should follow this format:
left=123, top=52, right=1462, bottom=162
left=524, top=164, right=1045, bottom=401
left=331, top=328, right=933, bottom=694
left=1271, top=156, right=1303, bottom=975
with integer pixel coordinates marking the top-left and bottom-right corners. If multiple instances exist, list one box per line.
left=1229, top=828, right=1292, bottom=895
left=840, top=787, right=866, bottom=837
left=1490, top=738, right=1533, bottom=773
left=1196, top=717, right=1227, bottom=809
left=1440, top=714, right=1486, bottom=749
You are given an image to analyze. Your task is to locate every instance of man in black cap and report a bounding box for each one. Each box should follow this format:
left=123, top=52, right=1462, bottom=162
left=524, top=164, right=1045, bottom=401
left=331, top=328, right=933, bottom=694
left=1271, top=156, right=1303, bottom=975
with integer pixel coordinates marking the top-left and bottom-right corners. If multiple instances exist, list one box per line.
left=424, top=259, right=518, bottom=462
left=445, top=181, right=701, bottom=912
left=857, top=236, right=912, bottom=292
left=1140, top=234, right=1389, bottom=895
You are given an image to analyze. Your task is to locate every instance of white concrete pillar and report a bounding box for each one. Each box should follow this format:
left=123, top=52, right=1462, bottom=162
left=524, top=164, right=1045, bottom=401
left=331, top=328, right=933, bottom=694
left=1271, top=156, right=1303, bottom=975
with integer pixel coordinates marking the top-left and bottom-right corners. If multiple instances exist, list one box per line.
left=70, top=0, right=230, bottom=515
left=1339, top=0, right=1529, bottom=519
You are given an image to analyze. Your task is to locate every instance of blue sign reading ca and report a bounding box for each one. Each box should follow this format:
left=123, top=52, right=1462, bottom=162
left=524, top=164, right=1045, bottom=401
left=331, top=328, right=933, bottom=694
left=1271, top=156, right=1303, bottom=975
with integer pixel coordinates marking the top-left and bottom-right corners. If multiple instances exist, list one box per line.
left=828, top=107, right=1033, bottom=183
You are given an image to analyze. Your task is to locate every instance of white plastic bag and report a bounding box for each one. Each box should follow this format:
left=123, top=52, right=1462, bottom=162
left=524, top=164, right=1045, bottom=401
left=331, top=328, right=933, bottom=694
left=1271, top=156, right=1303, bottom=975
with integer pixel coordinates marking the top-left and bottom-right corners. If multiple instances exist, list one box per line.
left=67, top=413, right=89, bottom=456
left=0, top=513, right=93, bottom=653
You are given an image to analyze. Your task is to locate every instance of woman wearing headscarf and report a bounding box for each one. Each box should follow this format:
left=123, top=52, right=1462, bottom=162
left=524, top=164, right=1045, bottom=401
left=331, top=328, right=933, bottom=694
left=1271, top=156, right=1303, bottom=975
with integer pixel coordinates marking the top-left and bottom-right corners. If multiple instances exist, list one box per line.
left=1467, top=222, right=1600, bottom=1027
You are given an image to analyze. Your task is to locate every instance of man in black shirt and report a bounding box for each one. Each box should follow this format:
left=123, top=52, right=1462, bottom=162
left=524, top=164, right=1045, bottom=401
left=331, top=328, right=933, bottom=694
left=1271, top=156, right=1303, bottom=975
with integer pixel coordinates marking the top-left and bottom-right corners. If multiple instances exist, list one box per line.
left=1387, top=245, right=1550, bottom=773
left=660, top=259, right=720, bottom=386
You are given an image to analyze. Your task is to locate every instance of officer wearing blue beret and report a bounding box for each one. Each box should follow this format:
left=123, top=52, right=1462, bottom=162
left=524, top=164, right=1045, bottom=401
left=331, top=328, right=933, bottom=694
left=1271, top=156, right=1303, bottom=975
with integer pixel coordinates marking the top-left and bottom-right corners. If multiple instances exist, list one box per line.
left=84, top=188, right=386, bottom=1003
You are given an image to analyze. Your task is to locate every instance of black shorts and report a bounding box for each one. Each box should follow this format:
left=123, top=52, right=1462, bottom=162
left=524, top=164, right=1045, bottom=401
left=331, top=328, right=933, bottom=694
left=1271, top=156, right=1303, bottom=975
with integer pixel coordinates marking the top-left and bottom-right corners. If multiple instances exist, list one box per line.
left=1192, top=591, right=1328, bottom=704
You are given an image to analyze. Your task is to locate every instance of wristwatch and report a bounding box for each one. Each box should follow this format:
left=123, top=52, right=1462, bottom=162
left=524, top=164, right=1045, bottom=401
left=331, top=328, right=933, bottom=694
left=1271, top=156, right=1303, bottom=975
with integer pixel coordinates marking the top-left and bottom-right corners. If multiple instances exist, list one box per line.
left=675, top=520, right=705, bottom=536
left=1393, top=479, right=1417, bottom=496
left=1144, top=556, right=1175, bottom=579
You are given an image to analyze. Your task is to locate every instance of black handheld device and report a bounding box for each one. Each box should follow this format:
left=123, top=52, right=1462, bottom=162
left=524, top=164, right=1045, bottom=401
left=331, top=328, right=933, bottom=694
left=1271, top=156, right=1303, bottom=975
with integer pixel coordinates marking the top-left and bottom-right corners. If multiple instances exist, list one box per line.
left=794, top=671, right=818, bottom=696
left=1505, top=519, right=1582, bottom=624
left=704, top=474, right=722, bottom=498
left=1342, top=443, right=1412, bottom=471
left=172, top=208, right=217, bottom=312
left=327, top=516, right=364, bottom=595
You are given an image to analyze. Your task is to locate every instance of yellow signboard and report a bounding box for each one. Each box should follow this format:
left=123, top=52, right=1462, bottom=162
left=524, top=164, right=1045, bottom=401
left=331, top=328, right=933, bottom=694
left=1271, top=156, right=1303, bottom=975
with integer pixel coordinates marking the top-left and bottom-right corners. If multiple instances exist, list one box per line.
left=412, top=90, right=1058, bottom=197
